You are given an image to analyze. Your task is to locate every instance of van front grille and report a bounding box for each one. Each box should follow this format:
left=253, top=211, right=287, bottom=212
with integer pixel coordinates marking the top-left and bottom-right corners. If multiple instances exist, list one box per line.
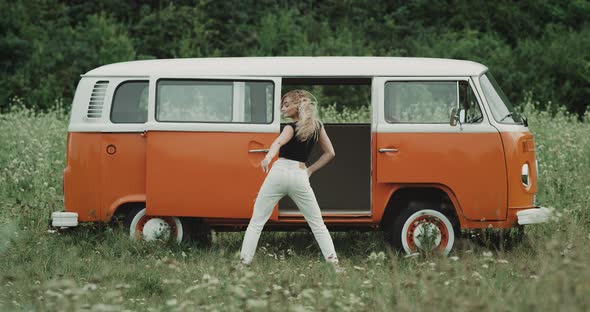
left=87, top=81, right=109, bottom=119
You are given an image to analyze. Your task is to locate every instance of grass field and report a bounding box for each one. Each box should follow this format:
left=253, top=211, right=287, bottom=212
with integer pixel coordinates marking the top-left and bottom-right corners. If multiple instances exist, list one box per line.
left=0, top=104, right=589, bottom=311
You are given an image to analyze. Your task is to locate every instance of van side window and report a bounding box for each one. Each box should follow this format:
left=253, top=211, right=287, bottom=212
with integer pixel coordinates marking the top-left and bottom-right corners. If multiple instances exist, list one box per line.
left=384, top=81, right=457, bottom=123
left=110, top=81, right=148, bottom=123
left=459, top=81, right=483, bottom=123
left=245, top=82, right=274, bottom=123
left=156, top=80, right=274, bottom=123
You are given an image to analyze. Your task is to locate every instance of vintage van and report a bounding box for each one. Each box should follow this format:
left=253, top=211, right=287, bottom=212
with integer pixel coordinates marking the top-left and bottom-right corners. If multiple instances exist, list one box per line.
left=51, top=57, right=551, bottom=255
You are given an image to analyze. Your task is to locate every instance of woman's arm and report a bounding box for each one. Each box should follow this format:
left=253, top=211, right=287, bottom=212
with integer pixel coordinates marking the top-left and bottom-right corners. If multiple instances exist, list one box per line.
left=306, top=127, right=335, bottom=176
left=260, top=125, right=295, bottom=173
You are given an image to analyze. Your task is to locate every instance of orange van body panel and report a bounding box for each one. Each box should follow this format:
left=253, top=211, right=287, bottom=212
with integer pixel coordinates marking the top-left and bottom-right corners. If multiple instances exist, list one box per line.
left=64, top=132, right=147, bottom=222
left=371, top=134, right=468, bottom=227
left=376, top=132, right=508, bottom=221
left=64, top=130, right=531, bottom=230
left=64, top=133, right=102, bottom=221
left=372, top=178, right=522, bottom=230
left=101, top=133, right=147, bottom=219
left=500, top=132, right=537, bottom=209
left=371, top=132, right=387, bottom=222
left=146, top=131, right=277, bottom=220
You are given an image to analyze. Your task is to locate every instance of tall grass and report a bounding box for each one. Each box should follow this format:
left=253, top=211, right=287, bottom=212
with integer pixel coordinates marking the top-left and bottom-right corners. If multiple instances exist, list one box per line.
left=0, top=103, right=589, bottom=311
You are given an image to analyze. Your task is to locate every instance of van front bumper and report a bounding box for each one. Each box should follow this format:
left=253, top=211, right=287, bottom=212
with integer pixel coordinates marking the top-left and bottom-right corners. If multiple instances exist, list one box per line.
left=51, top=212, right=79, bottom=227
left=516, top=207, right=553, bottom=225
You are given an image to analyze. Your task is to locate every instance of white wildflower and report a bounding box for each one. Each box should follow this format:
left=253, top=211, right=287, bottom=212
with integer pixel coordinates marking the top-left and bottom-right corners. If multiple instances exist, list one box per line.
left=290, top=304, right=310, bottom=312
left=321, top=290, right=333, bottom=299
left=300, top=289, right=315, bottom=300
left=184, top=285, right=202, bottom=294
left=246, top=299, right=267, bottom=309
left=472, top=272, right=483, bottom=280
left=244, top=271, right=255, bottom=279
left=83, top=283, right=98, bottom=291
left=165, top=299, right=177, bottom=306
left=90, top=304, right=120, bottom=312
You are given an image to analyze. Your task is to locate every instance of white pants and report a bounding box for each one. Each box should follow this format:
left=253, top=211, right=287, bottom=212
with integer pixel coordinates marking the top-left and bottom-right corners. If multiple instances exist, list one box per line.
left=240, top=158, right=338, bottom=265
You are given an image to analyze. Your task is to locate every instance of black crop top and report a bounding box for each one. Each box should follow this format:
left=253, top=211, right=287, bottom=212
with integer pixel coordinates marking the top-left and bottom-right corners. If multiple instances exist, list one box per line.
left=278, top=122, right=322, bottom=163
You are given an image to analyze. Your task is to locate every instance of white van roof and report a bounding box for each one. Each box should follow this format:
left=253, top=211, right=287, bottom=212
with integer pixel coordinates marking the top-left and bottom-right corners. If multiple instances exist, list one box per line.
left=83, top=56, right=488, bottom=77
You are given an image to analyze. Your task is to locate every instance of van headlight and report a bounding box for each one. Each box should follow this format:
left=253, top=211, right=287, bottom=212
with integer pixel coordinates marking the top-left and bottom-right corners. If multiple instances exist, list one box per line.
left=521, top=163, right=530, bottom=188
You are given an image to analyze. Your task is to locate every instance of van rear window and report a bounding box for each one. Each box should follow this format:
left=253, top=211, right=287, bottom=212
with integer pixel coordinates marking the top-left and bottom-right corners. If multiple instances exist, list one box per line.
left=156, top=79, right=274, bottom=123
left=110, top=81, right=148, bottom=123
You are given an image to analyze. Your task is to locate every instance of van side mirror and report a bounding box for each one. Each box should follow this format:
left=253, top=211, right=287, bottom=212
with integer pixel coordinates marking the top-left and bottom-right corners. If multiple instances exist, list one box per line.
left=449, top=108, right=466, bottom=126
left=459, top=109, right=466, bottom=124
left=450, top=107, right=458, bottom=126
left=522, top=114, right=528, bottom=127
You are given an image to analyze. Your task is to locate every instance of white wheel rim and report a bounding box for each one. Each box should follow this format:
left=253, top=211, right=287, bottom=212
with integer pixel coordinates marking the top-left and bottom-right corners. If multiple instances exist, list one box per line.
left=401, top=209, right=454, bottom=255
left=129, top=208, right=183, bottom=243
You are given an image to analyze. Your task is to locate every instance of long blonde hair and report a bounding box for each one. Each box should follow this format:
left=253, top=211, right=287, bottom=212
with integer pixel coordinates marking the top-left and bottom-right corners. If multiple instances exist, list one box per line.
left=282, top=90, right=322, bottom=141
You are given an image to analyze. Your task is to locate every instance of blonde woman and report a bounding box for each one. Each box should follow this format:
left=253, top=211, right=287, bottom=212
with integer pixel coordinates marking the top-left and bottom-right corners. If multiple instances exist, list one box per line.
left=239, top=90, right=339, bottom=269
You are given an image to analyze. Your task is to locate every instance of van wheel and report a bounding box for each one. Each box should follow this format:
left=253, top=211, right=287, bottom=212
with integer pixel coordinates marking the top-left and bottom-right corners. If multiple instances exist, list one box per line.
left=128, top=207, right=184, bottom=243
left=389, top=207, right=456, bottom=255
left=180, top=218, right=213, bottom=247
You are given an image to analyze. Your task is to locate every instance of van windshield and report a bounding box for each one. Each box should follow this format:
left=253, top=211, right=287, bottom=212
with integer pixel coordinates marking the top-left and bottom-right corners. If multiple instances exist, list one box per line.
left=479, top=72, right=523, bottom=124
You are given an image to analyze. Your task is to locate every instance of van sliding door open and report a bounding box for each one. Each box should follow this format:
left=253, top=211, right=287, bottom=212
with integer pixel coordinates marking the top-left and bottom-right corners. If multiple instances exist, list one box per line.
left=278, top=78, right=372, bottom=217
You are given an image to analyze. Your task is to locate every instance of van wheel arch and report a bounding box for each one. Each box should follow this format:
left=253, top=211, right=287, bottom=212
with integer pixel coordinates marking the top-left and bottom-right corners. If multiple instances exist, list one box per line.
left=112, top=202, right=144, bottom=228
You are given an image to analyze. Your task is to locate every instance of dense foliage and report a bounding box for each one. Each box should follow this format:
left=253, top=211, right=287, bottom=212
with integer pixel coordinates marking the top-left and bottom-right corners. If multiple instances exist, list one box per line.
left=1, top=0, right=589, bottom=115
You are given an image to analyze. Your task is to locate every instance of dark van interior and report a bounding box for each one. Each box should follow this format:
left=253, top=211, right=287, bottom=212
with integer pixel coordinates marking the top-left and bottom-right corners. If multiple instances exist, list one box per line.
left=278, top=78, right=372, bottom=216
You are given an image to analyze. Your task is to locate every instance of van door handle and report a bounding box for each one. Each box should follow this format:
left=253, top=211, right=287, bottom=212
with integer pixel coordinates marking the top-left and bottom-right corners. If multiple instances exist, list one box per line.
left=248, top=149, right=269, bottom=153
left=378, top=148, right=399, bottom=153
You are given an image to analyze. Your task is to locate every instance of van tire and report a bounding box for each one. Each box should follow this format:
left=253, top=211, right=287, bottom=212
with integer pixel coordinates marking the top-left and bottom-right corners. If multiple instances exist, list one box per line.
left=387, top=204, right=456, bottom=255
left=180, top=218, right=213, bottom=247
left=127, top=207, right=185, bottom=243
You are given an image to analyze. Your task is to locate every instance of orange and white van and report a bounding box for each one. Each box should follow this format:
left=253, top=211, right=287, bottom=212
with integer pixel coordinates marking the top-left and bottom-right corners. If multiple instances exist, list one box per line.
left=51, top=57, right=551, bottom=254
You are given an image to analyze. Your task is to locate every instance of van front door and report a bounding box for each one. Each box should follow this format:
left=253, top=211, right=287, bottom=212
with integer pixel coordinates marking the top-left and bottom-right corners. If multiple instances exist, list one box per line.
left=374, top=77, right=508, bottom=221
left=145, top=77, right=281, bottom=219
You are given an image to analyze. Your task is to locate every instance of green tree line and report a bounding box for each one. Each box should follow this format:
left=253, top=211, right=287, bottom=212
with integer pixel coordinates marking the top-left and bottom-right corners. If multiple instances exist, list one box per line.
left=1, top=0, right=588, bottom=115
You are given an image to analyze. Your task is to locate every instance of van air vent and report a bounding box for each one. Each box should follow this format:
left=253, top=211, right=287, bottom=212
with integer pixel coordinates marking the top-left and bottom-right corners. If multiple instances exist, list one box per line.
left=87, top=81, right=109, bottom=119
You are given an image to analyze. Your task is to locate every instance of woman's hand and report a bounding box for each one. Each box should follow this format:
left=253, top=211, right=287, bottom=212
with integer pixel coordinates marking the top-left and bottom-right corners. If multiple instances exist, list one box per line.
left=261, top=157, right=271, bottom=173
left=306, top=168, right=313, bottom=177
